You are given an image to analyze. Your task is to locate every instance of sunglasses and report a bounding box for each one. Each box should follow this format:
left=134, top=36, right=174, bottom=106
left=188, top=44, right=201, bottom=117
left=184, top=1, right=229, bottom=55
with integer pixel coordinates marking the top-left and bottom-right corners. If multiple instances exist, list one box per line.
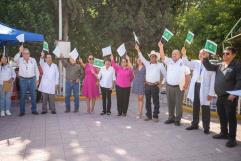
left=223, top=52, right=231, bottom=56
left=88, top=57, right=94, bottom=60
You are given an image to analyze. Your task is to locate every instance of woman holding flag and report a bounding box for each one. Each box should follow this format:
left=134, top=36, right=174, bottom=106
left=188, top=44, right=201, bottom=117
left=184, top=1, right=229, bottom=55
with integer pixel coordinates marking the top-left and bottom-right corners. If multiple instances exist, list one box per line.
left=110, top=54, right=134, bottom=117
left=79, top=54, right=100, bottom=114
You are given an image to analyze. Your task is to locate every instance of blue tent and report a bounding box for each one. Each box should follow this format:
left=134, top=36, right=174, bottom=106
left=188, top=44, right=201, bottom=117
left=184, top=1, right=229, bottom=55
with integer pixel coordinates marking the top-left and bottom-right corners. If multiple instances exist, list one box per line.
left=0, top=22, right=44, bottom=46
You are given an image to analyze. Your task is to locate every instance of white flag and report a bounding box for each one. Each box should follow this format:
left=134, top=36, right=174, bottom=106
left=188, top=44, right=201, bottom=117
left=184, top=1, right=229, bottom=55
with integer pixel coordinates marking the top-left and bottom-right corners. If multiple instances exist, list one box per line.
left=69, top=48, right=79, bottom=61
left=117, top=43, right=126, bottom=57
left=133, top=32, right=140, bottom=45
left=102, top=46, right=112, bottom=57
left=16, top=34, right=25, bottom=43
left=53, top=45, right=61, bottom=58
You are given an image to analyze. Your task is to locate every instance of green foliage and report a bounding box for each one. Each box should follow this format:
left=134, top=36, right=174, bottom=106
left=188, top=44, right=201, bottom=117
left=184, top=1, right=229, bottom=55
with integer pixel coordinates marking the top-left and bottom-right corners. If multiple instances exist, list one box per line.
left=0, top=0, right=240, bottom=60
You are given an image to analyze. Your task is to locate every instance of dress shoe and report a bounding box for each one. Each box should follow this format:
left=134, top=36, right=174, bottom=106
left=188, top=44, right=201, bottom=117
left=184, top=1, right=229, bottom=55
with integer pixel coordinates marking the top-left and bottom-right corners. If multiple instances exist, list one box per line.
left=144, top=117, right=152, bottom=121
left=213, top=133, right=228, bottom=139
left=204, top=129, right=210, bottom=134
left=65, top=109, right=70, bottom=113
left=226, top=139, right=237, bottom=148
left=32, top=111, right=39, bottom=115
left=73, top=108, right=79, bottom=113
left=41, top=111, right=47, bottom=114
left=51, top=111, right=56, bottom=114
left=186, top=126, right=198, bottom=130
left=19, top=113, right=25, bottom=117
left=153, top=118, right=159, bottom=122
left=100, top=112, right=106, bottom=115
left=174, top=121, right=180, bottom=126
left=164, top=119, right=175, bottom=124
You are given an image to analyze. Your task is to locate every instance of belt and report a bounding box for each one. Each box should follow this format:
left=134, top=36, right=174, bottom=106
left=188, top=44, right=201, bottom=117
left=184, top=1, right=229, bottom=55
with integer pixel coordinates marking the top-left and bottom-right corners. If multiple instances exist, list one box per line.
left=145, top=82, right=159, bottom=86
left=20, top=76, right=35, bottom=79
left=167, top=84, right=179, bottom=87
left=67, top=80, right=79, bottom=83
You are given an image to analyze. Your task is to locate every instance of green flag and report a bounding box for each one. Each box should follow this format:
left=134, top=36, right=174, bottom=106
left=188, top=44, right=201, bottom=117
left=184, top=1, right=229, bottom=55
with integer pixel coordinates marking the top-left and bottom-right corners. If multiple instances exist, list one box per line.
left=162, top=28, right=174, bottom=42
left=185, top=31, right=194, bottom=44
left=204, top=40, right=217, bottom=55
left=43, top=41, right=49, bottom=52
left=93, top=58, right=104, bottom=68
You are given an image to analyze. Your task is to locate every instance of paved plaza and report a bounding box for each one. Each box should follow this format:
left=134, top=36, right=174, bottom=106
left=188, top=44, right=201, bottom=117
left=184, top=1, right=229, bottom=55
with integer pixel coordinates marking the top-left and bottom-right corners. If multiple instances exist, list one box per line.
left=0, top=94, right=240, bottom=161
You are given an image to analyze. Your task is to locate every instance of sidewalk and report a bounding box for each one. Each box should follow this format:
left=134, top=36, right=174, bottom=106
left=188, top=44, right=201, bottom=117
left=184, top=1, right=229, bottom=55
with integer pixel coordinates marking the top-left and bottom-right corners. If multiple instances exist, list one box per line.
left=0, top=94, right=240, bottom=161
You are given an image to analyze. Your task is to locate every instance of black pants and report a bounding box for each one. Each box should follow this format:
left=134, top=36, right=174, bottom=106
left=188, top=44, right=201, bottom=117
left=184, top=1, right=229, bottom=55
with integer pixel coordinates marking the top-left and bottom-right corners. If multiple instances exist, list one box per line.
left=101, top=87, right=112, bottom=113
left=216, top=95, right=238, bottom=139
left=145, top=84, right=160, bottom=119
left=192, top=83, right=210, bottom=130
left=116, top=85, right=131, bottom=115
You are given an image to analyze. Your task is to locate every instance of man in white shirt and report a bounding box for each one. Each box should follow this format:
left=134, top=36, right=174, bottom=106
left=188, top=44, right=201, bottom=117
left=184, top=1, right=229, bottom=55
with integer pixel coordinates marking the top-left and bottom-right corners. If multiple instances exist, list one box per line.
left=94, top=58, right=115, bottom=115
left=159, top=41, right=190, bottom=126
left=182, top=48, right=215, bottom=134
left=135, top=44, right=166, bottom=122
left=39, top=51, right=59, bottom=114
left=14, top=47, right=39, bottom=116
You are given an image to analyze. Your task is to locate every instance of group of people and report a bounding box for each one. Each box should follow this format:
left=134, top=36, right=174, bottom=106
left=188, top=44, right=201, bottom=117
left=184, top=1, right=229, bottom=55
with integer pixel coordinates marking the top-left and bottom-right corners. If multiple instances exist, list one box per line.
left=0, top=40, right=240, bottom=148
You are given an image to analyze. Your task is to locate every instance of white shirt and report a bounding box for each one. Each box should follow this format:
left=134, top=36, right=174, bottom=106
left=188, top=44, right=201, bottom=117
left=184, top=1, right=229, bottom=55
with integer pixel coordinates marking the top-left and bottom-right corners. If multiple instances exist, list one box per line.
left=164, top=56, right=190, bottom=86
left=38, top=58, right=59, bottom=94
left=0, top=64, right=16, bottom=85
left=138, top=52, right=166, bottom=83
left=14, top=53, right=39, bottom=80
left=98, top=66, right=116, bottom=89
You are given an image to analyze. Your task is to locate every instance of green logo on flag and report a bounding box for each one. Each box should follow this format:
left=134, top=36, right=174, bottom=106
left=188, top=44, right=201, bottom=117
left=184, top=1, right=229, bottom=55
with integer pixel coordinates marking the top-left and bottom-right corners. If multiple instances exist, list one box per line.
left=204, top=40, right=217, bottom=55
left=185, top=31, right=194, bottom=44
left=162, top=28, right=174, bottom=42
left=93, top=58, right=104, bottom=68
left=43, top=41, right=49, bottom=52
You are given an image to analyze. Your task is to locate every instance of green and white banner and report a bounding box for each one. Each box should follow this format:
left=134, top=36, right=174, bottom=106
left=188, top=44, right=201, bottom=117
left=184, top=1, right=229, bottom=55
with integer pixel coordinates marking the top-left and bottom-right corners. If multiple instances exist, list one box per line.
left=43, top=41, right=49, bottom=52
left=162, top=28, right=174, bottom=42
left=185, top=31, right=194, bottom=44
left=93, top=58, right=104, bottom=68
left=204, top=39, right=217, bottom=55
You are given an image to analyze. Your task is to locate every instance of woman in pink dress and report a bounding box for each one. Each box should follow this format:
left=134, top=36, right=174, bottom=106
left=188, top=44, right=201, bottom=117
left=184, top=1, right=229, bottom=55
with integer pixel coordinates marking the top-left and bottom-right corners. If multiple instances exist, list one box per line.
left=79, top=54, right=100, bottom=113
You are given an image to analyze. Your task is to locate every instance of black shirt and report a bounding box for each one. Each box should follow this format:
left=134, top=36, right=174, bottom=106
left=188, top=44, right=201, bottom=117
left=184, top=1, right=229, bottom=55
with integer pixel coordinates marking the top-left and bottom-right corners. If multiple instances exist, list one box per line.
left=203, top=58, right=241, bottom=96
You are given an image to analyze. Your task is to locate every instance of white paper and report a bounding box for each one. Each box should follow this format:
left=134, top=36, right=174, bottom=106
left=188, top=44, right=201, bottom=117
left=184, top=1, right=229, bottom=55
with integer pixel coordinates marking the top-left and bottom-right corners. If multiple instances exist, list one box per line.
left=102, top=46, right=112, bottom=57
left=133, top=32, right=140, bottom=45
left=117, top=43, right=126, bottom=57
left=16, top=34, right=25, bottom=43
left=53, top=45, right=61, bottom=58
left=227, top=90, right=241, bottom=96
left=69, top=48, right=79, bottom=61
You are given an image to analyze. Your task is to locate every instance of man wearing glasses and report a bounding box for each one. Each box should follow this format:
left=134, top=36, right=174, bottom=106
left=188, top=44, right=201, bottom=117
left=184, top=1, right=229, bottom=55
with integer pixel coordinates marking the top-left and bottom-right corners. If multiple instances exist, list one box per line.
left=14, top=47, right=40, bottom=116
left=203, top=47, right=241, bottom=148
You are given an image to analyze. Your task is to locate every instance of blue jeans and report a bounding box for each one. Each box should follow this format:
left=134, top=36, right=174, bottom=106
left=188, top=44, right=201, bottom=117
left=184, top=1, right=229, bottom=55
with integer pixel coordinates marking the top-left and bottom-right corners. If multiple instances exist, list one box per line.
left=65, top=81, right=79, bottom=110
left=19, top=77, right=37, bottom=113
left=0, top=85, right=12, bottom=111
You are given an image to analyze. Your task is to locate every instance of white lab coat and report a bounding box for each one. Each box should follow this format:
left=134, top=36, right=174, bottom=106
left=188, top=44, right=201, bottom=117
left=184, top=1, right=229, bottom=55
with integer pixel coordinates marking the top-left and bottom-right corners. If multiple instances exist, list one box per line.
left=38, top=59, right=59, bottom=94
left=182, top=56, right=216, bottom=106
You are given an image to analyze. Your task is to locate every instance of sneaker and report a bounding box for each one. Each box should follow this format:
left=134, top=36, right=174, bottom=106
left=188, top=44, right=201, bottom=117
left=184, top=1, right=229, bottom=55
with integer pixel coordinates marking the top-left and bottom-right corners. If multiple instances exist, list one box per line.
left=153, top=118, right=159, bottom=122
left=226, top=139, right=237, bottom=148
left=174, top=121, right=181, bottom=126
left=117, top=113, right=122, bottom=116
left=186, top=126, right=198, bottom=130
left=213, top=133, right=228, bottom=139
left=164, top=119, right=175, bottom=124
left=136, top=114, right=143, bottom=119
left=107, top=112, right=111, bottom=115
left=144, top=116, right=152, bottom=121
left=5, top=110, right=11, bottom=116
left=1, top=111, right=5, bottom=117
left=32, top=111, right=39, bottom=115
left=41, top=111, right=47, bottom=114
left=122, top=113, right=127, bottom=117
